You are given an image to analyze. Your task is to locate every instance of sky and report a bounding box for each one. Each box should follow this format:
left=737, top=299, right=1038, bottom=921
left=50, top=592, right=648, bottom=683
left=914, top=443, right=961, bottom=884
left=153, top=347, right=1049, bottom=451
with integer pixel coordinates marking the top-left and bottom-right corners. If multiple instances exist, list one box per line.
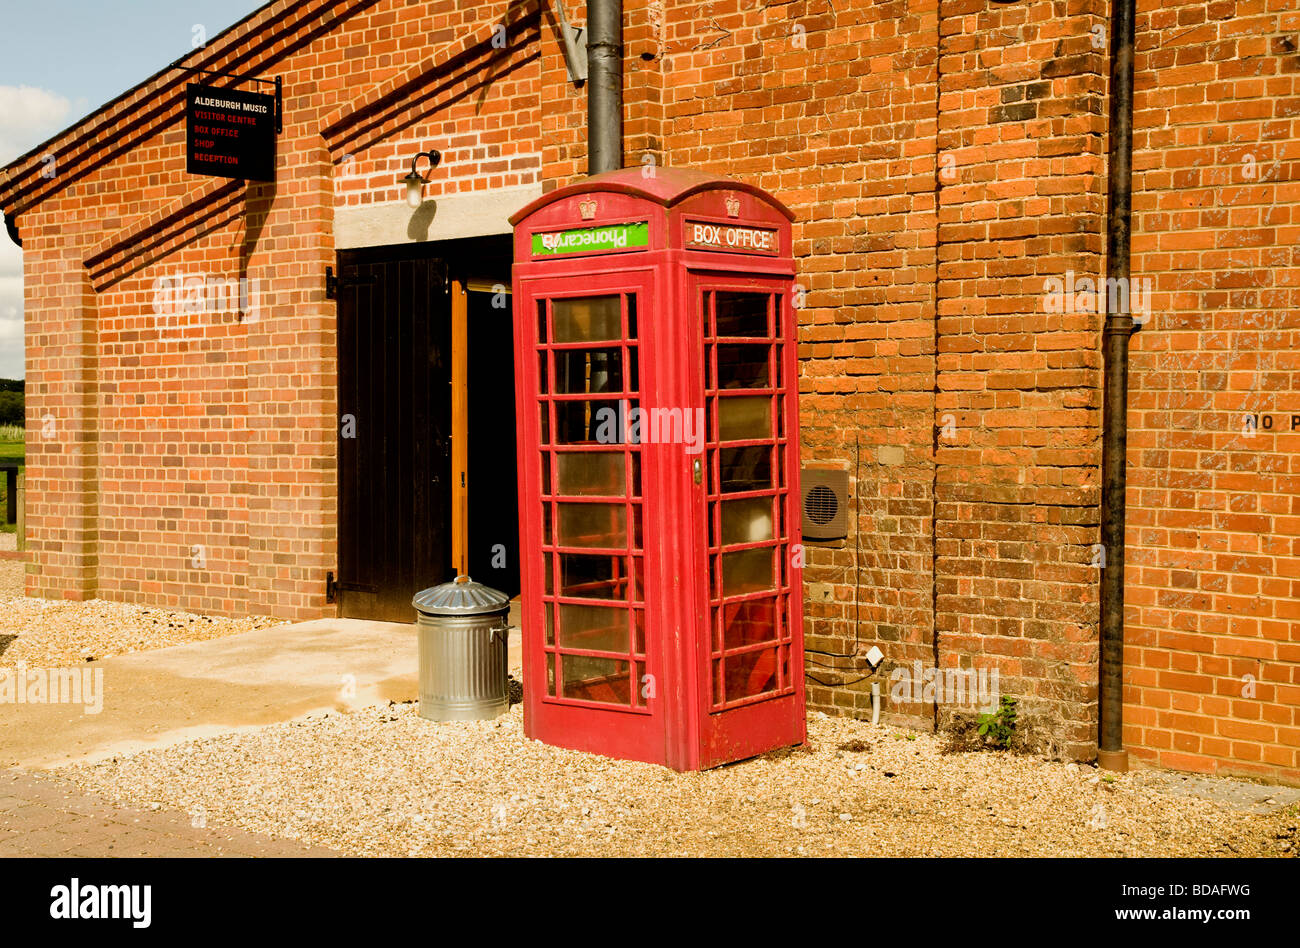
left=0, top=0, right=262, bottom=380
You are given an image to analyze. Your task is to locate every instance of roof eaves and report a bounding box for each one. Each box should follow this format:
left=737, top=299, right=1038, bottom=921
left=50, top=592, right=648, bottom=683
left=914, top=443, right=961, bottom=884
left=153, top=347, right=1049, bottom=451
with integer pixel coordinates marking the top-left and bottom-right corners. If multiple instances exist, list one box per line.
left=0, top=0, right=295, bottom=215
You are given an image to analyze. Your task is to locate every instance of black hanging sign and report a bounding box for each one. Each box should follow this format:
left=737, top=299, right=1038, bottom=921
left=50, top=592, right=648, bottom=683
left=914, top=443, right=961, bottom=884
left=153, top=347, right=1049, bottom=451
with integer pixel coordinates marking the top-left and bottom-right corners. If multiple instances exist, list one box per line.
left=186, top=83, right=276, bottom=182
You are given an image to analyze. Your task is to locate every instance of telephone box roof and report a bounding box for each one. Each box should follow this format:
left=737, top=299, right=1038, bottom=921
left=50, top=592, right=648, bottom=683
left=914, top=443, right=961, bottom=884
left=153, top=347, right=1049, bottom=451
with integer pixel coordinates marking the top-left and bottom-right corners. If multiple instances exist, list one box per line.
left=509, top=167, right=795, bottom=226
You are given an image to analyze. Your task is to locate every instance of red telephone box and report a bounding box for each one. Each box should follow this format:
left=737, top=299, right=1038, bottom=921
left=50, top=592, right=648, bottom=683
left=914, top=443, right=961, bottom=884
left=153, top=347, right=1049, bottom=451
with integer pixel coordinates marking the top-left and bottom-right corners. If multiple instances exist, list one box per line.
left=509, top=167, right=804, bottom=771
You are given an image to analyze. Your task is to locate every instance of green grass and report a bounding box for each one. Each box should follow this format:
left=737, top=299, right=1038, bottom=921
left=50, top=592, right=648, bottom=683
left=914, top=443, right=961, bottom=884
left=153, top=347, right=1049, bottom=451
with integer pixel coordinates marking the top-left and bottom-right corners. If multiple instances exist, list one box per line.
left=0, top=435, right=22, bottom=535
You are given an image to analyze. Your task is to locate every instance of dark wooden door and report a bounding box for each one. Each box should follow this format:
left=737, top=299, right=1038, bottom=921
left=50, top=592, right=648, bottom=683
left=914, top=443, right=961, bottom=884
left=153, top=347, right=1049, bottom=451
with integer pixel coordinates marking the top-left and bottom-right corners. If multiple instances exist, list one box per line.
left=336, top=251, right=452, bottom=622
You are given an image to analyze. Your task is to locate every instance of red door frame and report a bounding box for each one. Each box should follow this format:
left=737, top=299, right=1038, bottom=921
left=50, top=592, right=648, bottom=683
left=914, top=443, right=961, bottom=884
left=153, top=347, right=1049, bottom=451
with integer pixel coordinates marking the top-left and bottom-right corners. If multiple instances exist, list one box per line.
left=680, top=265, right=805, bottom=770
left=514, top=263, right=675, bottom=766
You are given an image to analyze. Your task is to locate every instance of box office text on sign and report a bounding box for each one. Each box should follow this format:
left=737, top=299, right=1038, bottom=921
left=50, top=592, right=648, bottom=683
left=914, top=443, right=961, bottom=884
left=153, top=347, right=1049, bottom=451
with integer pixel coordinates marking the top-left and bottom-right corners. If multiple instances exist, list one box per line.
left=685, top=220, right=778, bottom=255
left=186, top=84, right=277, bottom=182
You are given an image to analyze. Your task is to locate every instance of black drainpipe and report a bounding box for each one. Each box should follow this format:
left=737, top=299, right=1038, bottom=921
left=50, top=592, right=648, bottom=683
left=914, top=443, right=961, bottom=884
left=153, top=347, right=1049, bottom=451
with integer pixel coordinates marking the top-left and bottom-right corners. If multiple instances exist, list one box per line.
left=586, top=0, right=623, bottom=175
left=1098, top=0, right=1137, bottom=772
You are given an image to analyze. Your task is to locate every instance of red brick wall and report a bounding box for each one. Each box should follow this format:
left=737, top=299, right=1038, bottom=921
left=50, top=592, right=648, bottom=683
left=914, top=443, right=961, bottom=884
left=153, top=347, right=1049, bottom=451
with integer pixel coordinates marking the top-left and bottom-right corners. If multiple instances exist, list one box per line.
left=640, top=0, right=945, bottom=724
left=633, top=0, right=1111, bottom=756
left=934, top=0, right=1109, bottom=758
left=1125, top=0, right=1300, bottom=782
left=19, top=232, right=99, bottom=603
left=91, top=193, right=253, bottom=615
left=7, top=0, right=545, bottom=620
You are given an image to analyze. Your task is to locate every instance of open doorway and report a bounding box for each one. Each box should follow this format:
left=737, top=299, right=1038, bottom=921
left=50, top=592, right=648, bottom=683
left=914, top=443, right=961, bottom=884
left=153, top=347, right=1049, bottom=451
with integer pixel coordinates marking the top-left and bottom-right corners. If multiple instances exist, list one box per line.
left=334, top=234, right=517, bottom=622
left=465, top=249, right=520, bottom=598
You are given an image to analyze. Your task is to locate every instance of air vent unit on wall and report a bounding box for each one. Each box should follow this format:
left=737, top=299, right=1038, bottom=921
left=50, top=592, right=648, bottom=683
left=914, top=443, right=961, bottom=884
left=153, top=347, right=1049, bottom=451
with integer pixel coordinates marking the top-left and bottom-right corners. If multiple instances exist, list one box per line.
left=800, top=467, right=849, bottom=540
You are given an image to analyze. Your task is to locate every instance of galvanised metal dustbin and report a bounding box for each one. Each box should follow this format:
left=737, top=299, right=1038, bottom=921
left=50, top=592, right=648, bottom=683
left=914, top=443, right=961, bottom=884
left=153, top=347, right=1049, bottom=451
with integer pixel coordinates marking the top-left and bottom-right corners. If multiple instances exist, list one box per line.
left=412, top=575, right=511, bottom=722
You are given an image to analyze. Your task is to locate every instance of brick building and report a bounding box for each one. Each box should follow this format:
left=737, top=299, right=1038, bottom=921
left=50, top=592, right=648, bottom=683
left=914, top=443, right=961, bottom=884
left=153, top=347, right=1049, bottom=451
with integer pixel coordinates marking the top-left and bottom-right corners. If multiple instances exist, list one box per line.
left=0, top=0, right=1296, bottom=782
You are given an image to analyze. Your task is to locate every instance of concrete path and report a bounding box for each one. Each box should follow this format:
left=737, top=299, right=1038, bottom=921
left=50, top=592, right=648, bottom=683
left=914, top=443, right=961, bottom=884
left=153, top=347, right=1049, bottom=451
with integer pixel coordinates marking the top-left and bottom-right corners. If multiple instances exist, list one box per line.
left=0, top=768, right=334, bottom=857
left=1, top=618, right=420, bottom=769
left=0, top=606, right=522, bottom=854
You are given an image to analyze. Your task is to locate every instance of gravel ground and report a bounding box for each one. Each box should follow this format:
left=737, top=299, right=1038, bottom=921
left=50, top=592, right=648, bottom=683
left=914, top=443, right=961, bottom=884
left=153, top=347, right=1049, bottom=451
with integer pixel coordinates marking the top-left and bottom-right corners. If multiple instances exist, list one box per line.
left=0, top=559, right=21, bottom=597
left=62, top=704, right=1299, bottom=858
left=0, top=561, right=276, bottom=669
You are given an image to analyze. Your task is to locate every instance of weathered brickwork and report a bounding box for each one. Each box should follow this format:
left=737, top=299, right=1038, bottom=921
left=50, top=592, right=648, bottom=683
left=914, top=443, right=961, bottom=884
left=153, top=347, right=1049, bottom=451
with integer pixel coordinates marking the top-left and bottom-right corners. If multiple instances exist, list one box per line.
left=1126, top=0, right=1300, bottom=782
left=4, top=0, right=544, bottom=620
left=1, top=0, right=1295, bottom=781
left=933, top=0, right=1109, bottom=758
left=650, top=0, right=945, bottom=729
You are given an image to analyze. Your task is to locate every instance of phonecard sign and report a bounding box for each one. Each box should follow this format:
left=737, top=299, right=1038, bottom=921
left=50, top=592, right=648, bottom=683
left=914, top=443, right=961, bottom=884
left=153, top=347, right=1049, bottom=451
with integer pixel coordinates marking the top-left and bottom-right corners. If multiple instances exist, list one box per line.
left=532, top=221, right=650, bottom=256
left=186, top=84, right=276, bottom=181
left=685, top=220, right=779, bottom=255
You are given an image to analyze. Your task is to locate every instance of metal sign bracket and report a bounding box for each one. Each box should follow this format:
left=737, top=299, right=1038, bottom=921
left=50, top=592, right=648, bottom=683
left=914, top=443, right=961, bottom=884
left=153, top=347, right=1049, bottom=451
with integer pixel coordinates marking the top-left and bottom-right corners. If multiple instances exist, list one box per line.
left=553, top=0, right=588, bottom=83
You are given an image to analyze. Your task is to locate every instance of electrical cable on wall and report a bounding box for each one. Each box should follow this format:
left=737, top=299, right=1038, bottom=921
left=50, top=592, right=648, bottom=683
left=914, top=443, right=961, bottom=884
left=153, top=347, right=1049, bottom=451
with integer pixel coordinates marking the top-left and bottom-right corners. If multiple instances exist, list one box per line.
left=806, top=430, right=888, bottom=689
left=805, top=430, right=861, bottom=663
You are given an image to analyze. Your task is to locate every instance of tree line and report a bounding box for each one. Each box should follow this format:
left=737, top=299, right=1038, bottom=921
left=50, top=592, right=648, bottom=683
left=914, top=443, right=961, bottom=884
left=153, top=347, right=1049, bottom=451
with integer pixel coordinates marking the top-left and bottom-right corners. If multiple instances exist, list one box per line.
left=0, top=380, right=24, bottom=427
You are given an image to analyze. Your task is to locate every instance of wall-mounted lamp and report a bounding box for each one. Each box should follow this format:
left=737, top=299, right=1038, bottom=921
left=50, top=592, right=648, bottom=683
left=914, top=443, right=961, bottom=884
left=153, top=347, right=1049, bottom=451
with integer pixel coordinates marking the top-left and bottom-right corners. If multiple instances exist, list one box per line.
left=403, top=150, right=442, bottom=208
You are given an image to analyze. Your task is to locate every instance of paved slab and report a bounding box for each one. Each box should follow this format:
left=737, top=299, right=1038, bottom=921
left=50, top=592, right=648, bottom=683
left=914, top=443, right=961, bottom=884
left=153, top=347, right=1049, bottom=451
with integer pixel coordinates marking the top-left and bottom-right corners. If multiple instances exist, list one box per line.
left=2, top=608, right=524, bottom=770
left=0, top=768, right=335, bottom=856
left=1141, top=769, right=1300, bottom=815
left=1, top=618, right=420, bottom=769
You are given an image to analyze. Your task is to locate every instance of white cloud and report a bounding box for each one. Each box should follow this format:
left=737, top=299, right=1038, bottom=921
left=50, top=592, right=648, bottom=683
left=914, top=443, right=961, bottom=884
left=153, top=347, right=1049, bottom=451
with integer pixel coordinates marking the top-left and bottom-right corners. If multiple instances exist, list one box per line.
left=0, top=84, right=73, bottom=166
left=0, top=307, right=20, bottom=340
left=0, top=84, right=69, bottom=381
left=0, top=331, right=22, bottom=382
left=0, top=240, right=18, bottom=277
left=0, top=239, right=20, bottom=379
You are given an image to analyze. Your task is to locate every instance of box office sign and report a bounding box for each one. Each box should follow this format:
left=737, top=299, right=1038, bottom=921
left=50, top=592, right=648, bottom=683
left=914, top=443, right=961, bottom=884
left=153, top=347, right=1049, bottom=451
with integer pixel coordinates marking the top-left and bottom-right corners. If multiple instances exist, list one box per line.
left=186, top=84, right=276, bottom=182
left=685, top=220, right=778, bottom=255
left=532, top=221, right=650, bottom=257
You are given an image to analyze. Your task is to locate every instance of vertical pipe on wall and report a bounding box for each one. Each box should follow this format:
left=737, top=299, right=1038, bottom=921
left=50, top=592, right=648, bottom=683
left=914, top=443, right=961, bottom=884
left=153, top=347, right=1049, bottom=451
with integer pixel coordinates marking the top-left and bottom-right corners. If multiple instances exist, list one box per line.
left=1099, top=0, right=1137, bottom=772
left=586, top=0, right=624, bottom=174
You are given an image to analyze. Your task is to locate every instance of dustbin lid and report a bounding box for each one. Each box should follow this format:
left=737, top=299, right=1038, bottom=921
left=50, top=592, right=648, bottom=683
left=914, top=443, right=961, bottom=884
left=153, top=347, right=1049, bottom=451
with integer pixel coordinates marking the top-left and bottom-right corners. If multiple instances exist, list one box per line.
left=412, top=575, right=511, bottom=616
